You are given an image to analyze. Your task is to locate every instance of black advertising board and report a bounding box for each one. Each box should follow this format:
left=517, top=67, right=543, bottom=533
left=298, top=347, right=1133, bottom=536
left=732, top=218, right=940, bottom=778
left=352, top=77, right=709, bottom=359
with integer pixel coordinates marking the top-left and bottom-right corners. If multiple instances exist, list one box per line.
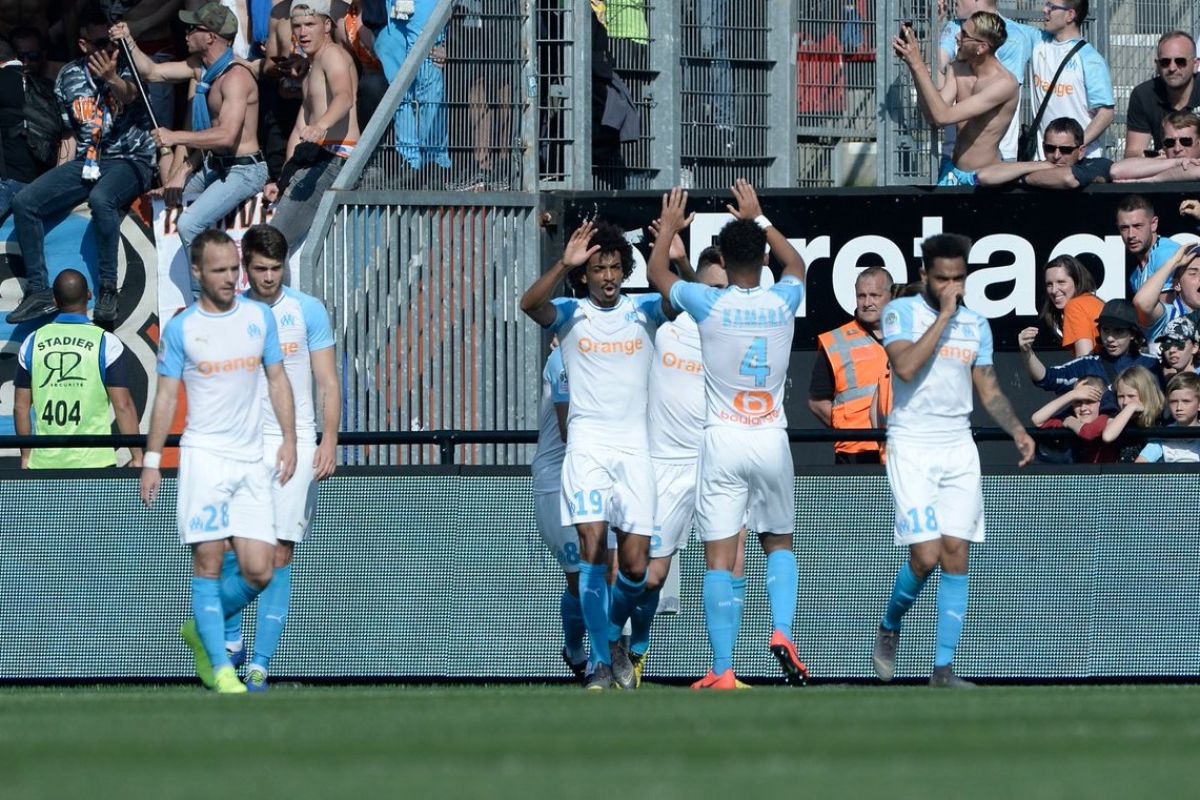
left=557, top=184, right=1200, bottom=349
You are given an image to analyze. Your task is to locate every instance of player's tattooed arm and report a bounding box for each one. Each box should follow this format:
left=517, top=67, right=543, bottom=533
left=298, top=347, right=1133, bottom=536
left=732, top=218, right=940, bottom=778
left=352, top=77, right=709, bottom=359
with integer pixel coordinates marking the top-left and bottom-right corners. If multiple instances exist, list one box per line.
left=973, top=365, right=1036, bottom=466
left=521, top=220, right=599, bottom=327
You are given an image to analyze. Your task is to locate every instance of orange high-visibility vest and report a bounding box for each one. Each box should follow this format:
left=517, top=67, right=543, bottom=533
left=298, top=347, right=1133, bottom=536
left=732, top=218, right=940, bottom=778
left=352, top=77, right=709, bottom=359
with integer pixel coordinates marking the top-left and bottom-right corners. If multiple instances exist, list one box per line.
left=817, top=320, right=891, bottom=455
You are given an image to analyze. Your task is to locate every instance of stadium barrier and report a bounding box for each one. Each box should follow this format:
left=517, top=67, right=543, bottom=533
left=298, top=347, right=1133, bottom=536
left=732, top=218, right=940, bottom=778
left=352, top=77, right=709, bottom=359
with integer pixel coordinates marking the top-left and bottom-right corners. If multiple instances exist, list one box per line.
left=3, top=464, right=1198, bottom=683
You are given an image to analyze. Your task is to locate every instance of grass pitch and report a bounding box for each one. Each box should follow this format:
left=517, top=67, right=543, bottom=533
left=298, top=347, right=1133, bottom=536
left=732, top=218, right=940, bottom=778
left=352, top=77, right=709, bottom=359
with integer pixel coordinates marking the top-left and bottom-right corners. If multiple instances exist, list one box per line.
left=2, top=683, right=1197, bottom=799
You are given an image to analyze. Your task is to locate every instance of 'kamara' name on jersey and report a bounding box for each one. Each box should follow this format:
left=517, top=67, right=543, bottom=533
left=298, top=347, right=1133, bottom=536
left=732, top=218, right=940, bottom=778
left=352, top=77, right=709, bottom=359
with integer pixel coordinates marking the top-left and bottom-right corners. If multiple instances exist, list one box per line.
left=721, top=305, right=792, bottom=329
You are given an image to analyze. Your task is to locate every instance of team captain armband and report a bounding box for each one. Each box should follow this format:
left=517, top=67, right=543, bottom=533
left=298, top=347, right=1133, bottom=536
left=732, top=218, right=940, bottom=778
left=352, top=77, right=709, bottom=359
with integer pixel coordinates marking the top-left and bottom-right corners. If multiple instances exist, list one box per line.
left=1070, top=158, right=1114, bottom=187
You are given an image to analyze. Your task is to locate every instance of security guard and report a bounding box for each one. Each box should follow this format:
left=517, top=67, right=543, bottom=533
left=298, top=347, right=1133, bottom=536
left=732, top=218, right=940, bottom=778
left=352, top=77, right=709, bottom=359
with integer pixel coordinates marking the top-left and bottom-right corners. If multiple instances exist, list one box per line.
left=808, top=267, right=893, bottom=463
left=13, top=269, right=143, bottom=468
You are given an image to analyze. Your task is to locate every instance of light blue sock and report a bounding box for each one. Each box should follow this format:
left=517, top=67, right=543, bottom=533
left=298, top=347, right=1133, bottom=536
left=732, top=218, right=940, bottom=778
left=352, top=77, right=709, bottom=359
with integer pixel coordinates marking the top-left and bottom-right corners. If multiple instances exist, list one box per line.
left=731, top=576, right=747, bottom=643
left=765, top=549, right=798, bottom=640
left=577, top=563, right=612, bottom=666
left=191, top=577, right=231, bottom=669
left=608, top=570, right=646, bottom=644
left=220, top=572, right=263, bottom=621
left=703, top=570, right=735, bottom=675
left=560, top=588, right=586, bottom=663
left=250, top=565, right=292, bottom=672
left=935, top=573, right=969, bottom=668
left=882, top=562, right=929, bottom=632
left=221, top=551, right=243, bottom=647
left=628, top=585, right=660, bottom=657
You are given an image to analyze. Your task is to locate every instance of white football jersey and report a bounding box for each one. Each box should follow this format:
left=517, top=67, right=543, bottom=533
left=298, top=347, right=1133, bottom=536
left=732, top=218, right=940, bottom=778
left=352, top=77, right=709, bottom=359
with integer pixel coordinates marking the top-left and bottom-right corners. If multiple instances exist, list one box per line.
left=669, top=278, right=805, bottom=430
left=648, top=314, right=705, bottom=460
left=547, top=293, right=667, bottom=453
left=882, top=295, right=994, bottom=444
left=531, top=347, right=570, bottom=494
left=158, top=297, right=283, bottom=461
left=255, top=286, right=335, bottom=442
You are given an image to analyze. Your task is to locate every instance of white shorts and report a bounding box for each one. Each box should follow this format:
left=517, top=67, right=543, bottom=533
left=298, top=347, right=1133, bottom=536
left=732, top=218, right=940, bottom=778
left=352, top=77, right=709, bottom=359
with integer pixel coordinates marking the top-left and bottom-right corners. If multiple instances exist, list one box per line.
left=694, top=427, right=794, bottom=541
left=535, top=490, right=581, bottom=572
left=559, top=445, right=656, bottom=536
left=886, top=437, right=985, bottom=546
left=177, top=447, right=276, bottom=546
left=651, top=458, right=698, bottom=558
left=265, top=438, right=318, bottom=543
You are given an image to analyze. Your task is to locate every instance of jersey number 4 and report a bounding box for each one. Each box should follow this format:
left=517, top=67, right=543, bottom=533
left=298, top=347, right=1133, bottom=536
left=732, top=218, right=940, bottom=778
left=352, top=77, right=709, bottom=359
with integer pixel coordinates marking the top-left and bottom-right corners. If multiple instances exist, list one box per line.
left=739, top=337, right=770, bottom=387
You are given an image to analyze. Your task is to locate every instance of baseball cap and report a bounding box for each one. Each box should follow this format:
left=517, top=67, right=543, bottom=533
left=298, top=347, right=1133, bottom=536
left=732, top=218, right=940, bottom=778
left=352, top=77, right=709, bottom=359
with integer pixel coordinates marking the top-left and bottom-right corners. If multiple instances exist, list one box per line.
left=1096, top=298, right=1139, bottom=331
left=178, top=3, right=239, bottom=37
left=1154, top=316, right=1199, bottom=347
left=291, top=0, right=332, bottom=16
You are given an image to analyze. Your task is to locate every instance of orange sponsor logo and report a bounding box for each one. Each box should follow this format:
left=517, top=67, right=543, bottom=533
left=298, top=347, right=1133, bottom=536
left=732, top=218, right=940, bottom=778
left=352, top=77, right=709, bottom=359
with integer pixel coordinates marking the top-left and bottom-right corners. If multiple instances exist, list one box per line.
left=662, top=351, right=702, bottom=374
left=938, top=345, right=976, bottom=365
left=281, top=341, right=301, bottom=357
left=721, top=390, right=781, bottom=425
left=578, top=337, right=644, bottom=356
left=196, top=356, right=262, bottom=376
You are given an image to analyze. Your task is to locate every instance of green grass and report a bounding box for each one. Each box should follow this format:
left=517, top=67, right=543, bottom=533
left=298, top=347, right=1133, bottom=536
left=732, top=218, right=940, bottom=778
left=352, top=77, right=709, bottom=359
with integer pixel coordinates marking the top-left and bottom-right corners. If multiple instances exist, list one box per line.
left=2, top=684, right=1198, bottom=799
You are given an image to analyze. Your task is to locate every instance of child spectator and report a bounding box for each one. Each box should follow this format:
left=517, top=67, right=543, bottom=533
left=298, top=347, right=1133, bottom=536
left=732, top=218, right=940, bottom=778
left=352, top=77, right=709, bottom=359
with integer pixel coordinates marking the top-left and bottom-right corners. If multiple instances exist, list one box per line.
left=1155, top=316, right=1200, bottom=381
left=1030, top=375, right=1117, bottom=463
left=1137, top=373, right=1200, bottom=462
left=1102, top=366, right=1166, bottom=462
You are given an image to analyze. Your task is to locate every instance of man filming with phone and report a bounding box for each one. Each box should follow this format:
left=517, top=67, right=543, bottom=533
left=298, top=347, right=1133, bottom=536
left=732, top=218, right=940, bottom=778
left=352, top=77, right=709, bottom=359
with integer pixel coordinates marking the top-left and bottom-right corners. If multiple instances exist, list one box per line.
left=893, top=11, right=1018, bottom=186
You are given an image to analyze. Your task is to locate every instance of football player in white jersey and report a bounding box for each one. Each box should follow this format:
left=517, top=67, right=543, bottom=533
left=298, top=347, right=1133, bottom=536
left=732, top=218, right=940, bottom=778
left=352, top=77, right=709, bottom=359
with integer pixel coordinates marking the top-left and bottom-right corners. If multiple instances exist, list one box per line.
left=520, top=219, right=673, bottom=690
left=216, top=224, right=340, bottom=692
left=649, top=181, right=810, bottom=690
left=140, top=229, right=298, bottom=694
left=872, top=233, right=1034, bottom=688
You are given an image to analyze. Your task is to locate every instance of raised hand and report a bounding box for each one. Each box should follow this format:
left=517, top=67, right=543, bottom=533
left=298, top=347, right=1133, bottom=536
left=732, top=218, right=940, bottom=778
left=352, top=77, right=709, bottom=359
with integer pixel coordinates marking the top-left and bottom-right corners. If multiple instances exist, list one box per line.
left=1180, top=198, right=1200, bottom=220
left=648, top=218, right=688, bottom=260
left=725, top=178, right=762, bottom=221
left=562, top=220, right=600, bottom=268
left=1017, top=326, right=1038, bottom=353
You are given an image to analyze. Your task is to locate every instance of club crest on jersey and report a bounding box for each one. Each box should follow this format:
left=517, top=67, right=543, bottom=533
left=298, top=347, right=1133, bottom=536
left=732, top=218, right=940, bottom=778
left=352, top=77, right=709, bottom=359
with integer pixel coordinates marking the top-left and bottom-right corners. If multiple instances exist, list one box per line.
left=247, top=323, right=263, bottom=339
left=625, top=311, right=641, bottom=323
left=280, top=313, right=297, bottom=328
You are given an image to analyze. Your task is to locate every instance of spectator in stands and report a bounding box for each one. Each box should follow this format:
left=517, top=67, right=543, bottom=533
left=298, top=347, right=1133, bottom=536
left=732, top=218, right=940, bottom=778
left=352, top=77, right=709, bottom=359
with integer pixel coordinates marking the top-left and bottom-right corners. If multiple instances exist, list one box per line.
left=808, top=266, right=893, bottom=464
left=1102, top=365, right=1166, bottom=462
left=1030, top=376, right=1116, bottom=464
left=113, top=5, right=266, bottom=275
left=259, top=0, right=306, bottom=184
left=1030, top=0, right=1113, bottom=161
left=1018, top=298, right=1158, bottom=407
left=1133, top=232, right=1200, bottom=351
left=12, top=269, right=143, bottom=469
left=975, top=116, right=1195, bottom=188
left=11, top=25, right=62, bottom=83
left=1123, top=31, right=1200, bottom=159
left=1026, top=254, right=1102, bottom=357
left=337, top=0, right=388, bottom=128
left=266, top=0, right=358, bottom=255
left=115, top=0, right=186, bottom=129
left=187, top=0, right=252, bottom=58
left=374, top=0, right=450, bottom=178
left=0, top=37, right=48, bottom=223
left=687, top=0, right=732, bottom=137
left=1161, top=111, right=1200, bottom=161
left=1118, top=194, right=1182, bottom=297
left=7, top=8, right=154, bottom=325
left=894, top=11, right=1017, bottom=185
left=590, top=3, right=638, bottom=189
left=1137, top=372, right=1200, bottom=462
left=936, top=0, right=1038, bottom=163
left=1155, top=317, right=1199, bottom=382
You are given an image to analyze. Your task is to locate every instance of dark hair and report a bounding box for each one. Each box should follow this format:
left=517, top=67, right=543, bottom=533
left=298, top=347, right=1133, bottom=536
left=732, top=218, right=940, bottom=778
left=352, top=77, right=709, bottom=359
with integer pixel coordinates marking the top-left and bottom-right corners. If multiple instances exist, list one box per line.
left=52, top=268, right=90, bottom=309
left=1038, top=255, right=1096, bottom=335
left=1044, top=116, right=1085, bottom=147
left=565, top=265, right=588, bottom=298
left=1116, top=194, right=1155, bottom=218
left=190, top=228, right=236, bottom=266
left=1163, top=110, right=1200, bottom=134
left=588, top=220, right=634, bottom=280
left=1159, top=30, right=1196, bottom=51
left=717, top=219, right=766, bottom=271
left=893, top=280, right=924, bottom=299
left=1063, top=0, right=1088, bottom=24
left=241, top=224, right=289, bottom=264
left=696, top=245, right=723, bottom=270
left=80, top=4, right=111, bottom=31
left=10, top=26, right=46, bottom=48
left=920, top=233, right=972, bottom=266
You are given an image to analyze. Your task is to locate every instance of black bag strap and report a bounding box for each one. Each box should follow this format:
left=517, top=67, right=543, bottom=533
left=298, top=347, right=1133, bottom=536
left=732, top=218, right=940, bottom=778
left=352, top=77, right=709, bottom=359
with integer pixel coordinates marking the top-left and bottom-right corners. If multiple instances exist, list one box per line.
left=1029, top=39, right=1088, bottom=137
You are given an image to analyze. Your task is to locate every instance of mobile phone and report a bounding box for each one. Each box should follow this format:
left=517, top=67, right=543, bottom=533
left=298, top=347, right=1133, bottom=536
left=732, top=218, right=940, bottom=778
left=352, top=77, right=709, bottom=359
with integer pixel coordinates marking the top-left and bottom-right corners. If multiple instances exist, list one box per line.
left=900, top=20, right=914, bottom=38
left=1143, top=149, right=1160, bottom=158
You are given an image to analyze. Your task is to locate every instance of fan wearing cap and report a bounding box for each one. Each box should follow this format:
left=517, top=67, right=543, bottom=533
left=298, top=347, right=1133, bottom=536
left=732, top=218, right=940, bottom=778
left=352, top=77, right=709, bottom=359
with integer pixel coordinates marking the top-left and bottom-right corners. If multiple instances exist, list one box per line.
left=1018, top=297, right=1159, bottom=412
left=111, top=3, right=266, bottom=284
left=264, top=0, right=359, bottom=257
left=1133, top=237, right=1200, bottom=350
left=1155, top=316, right=1200, bottom=381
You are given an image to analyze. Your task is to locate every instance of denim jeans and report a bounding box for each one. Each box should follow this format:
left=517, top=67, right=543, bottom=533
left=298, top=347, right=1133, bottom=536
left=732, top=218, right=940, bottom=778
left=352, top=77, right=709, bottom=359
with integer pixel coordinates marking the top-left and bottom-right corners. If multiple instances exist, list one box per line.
left=0, top=177, right=28, bottom=224
left=375, top=18, right=450, bottom=170
left=269, top=156, right=343, bottom=254
left=177, top=159, right=269, bottom=252
left=11, top=157, right=151, bottom=291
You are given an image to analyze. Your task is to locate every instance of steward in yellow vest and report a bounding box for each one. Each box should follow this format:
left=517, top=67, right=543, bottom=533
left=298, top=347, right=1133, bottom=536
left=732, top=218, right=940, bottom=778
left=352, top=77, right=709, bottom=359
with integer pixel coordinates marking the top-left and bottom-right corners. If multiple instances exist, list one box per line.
left=12, top=270, right=143, bottom=469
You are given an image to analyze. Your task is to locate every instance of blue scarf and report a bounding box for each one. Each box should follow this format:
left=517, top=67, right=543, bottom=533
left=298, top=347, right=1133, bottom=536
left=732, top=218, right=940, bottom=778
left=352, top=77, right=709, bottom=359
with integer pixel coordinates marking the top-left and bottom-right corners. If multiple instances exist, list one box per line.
left=192, top=47, right=235, bottom=132
left=251, top=0, right=271, bottom=45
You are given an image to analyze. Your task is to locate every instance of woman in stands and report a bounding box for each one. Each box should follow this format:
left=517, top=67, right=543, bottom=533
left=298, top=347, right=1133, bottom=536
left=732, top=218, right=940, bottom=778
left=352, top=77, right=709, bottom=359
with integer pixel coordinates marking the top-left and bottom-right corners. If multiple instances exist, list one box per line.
left=1033, top=255, right=1104, bottom=356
